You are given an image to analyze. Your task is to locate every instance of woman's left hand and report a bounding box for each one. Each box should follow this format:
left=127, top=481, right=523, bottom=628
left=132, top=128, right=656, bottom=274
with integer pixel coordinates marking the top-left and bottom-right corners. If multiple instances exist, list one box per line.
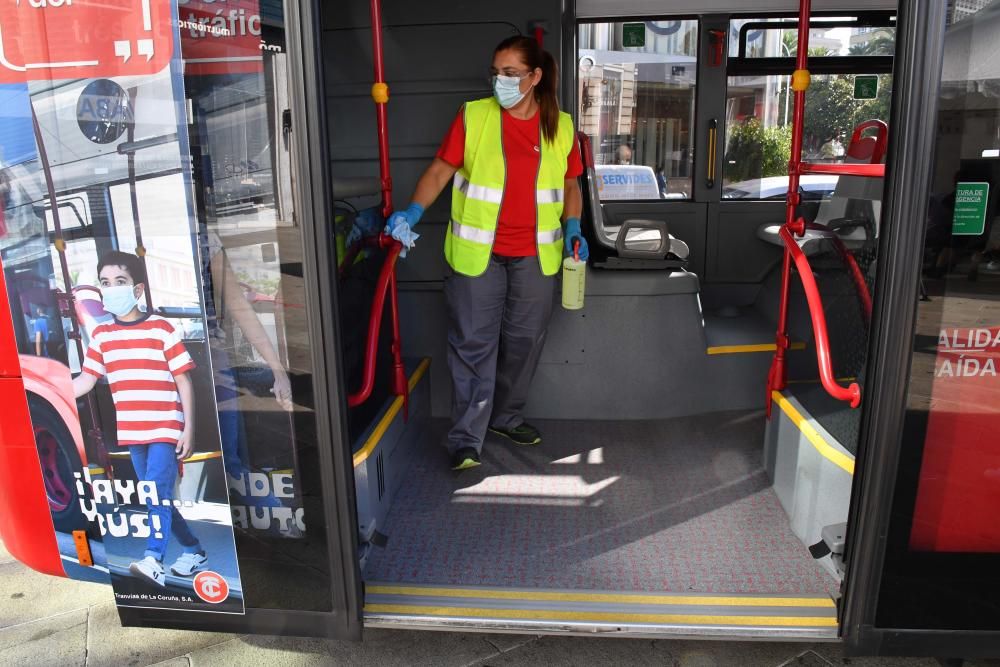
left=564, top=217, right=589, bottom=261
left=271, top=368, right=294, bottom=411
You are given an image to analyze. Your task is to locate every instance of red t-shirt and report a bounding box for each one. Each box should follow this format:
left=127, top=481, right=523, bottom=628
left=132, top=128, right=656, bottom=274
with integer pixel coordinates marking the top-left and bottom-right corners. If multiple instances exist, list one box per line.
left=436, top=106, right=584, bottom=257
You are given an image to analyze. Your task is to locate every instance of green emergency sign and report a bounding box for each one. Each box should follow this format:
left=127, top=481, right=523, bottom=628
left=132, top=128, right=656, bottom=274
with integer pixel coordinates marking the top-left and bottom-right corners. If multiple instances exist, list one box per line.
left=622, top=23, right=646, bottom=48
left=953, top=182, right=990, bottom=235
left=854, top=75, right=878, bottom=100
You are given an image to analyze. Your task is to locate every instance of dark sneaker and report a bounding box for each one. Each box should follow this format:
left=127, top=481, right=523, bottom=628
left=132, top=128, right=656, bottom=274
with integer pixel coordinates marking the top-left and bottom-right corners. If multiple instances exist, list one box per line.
left=451, top=447, right=481, bottom=471
left=489, top=422, right=542, bottom=446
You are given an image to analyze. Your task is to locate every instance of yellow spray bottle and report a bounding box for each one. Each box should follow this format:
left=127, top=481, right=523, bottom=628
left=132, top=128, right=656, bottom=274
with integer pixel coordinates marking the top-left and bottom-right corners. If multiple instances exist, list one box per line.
left=561, top=240, right=586, bottom=310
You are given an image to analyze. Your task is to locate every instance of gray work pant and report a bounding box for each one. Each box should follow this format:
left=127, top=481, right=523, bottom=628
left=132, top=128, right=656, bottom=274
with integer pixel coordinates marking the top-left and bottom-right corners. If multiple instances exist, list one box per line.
left=444, top=254, right=556, bottom=454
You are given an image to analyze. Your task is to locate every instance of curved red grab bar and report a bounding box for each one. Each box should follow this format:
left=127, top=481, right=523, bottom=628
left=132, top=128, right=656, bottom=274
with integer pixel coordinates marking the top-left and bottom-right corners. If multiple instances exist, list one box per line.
left=779, top=224, right=862, bottom=408
left=802, top=222, right=873, bottom=322
left=347, top=235, right=405, bottom=409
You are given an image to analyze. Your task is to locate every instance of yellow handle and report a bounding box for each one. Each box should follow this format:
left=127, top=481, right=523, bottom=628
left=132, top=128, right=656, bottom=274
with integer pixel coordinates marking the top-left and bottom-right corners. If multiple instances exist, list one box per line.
left=792, top=69, right=811, bottom=92
left=706, top=118, right=718, bottom=188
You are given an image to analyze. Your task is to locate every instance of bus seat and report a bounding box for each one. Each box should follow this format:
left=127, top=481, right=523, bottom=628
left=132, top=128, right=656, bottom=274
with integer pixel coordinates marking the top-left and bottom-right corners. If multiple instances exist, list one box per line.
left=577, top=132, right=689, bottom=270
left=757, top=120, right=887, bottom=255
left=811, top=121, right=887, bottom=250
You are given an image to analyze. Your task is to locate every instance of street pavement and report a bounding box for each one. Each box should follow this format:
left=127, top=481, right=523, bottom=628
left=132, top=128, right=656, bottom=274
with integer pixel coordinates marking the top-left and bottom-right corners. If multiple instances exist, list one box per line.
left=1, top=539, right=997, bottom=666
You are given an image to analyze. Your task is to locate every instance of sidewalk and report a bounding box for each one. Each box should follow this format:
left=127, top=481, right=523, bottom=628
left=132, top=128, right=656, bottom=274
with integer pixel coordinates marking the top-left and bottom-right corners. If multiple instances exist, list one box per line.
left=0, top=539, right=989, bottom=666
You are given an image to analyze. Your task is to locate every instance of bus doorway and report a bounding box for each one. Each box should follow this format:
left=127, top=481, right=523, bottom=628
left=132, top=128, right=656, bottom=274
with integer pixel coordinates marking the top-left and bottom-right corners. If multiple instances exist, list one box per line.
left=0, top=0, right=363, bottom=639
left=326, top=0, right=899, bottom=638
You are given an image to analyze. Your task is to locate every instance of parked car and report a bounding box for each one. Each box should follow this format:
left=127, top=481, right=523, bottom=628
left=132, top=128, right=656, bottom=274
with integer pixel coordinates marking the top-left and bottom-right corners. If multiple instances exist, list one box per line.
left=722, top=175, right=839, bottom=200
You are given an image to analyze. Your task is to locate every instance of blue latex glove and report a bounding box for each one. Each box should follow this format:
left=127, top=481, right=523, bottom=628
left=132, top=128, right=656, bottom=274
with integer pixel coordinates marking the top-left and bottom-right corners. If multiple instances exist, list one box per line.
left=385, top=202, right=424, bottom=235
left=385, top=203, right=424, bottom=257
left=391, top=223, right=420, bottom=258
left=347, top=207, right=383, bottom=246
left=564, top=217, right=589, bottom=261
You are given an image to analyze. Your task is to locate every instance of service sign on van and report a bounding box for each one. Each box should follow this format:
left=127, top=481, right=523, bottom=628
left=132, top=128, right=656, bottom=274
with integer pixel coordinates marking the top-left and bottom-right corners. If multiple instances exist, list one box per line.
left=595, top=165, right=662, bottom=200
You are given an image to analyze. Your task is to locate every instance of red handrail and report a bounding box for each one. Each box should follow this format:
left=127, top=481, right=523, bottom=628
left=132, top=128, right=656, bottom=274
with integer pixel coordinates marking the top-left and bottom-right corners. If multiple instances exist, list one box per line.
left=347, top=235, right=407, bottom=412
left=370, top=0, right=392, bottom=220
left=345, top=0, right=409, bottom=417
left=779, top=225, right=862, bottom=408
left=766, top=0, right=813, bottom=415
left=802, top=222, right=873, bottom=322
left=798, top=162, right=885, bottom=178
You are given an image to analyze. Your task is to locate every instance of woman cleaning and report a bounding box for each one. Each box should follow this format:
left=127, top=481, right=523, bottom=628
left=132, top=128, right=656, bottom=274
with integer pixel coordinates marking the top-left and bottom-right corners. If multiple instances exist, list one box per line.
left=385, top=35, right=587, bottom=470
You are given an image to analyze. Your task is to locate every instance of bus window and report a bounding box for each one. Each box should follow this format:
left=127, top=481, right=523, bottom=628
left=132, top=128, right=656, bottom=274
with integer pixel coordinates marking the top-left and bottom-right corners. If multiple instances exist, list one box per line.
left=109, top=176, right=204, bottom=338
left=724, top=16, right=894, bottom=200
left=577, top=20, right=698, bottom=200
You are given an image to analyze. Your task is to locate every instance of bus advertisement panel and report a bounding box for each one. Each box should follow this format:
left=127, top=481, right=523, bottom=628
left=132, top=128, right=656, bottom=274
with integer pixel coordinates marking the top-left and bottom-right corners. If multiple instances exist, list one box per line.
left=0, top=1, right=246, bottom=614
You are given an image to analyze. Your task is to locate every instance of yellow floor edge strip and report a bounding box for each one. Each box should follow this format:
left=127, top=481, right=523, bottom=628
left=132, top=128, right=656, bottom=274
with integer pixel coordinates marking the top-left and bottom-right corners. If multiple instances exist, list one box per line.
left=364, top=604, right=838, bottom=628
left=353, top=358, right=431, bottom=467
left=366, top=585, right=835, bottom=608
left=707, top=342, right=806, bottom=355
left=772, top=390, right=855, bottom=475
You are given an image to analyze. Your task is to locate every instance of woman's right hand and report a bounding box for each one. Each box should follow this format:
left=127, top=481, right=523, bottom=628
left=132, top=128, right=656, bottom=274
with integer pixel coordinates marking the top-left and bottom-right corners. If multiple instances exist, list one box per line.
left=386, top=203, right=424, bottom=234
left=385, top=203, right=424, bottom=254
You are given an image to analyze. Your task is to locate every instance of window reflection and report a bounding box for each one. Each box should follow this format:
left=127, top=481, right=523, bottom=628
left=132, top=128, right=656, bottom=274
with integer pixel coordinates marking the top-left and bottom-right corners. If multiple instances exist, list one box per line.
left=578, top=20, right=698, bottom=200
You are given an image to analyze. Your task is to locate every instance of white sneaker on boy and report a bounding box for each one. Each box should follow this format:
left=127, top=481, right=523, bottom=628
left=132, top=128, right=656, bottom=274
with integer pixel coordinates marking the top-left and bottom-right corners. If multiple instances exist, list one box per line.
left=169, top=551, right=208, bottom=577
left=129, top=556, right=166, bottom=587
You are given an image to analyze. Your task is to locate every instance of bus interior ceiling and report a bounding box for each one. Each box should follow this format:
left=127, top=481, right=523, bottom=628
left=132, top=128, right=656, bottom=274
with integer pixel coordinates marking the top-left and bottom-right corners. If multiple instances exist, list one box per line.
left=325, top=1, right=881, bottom=599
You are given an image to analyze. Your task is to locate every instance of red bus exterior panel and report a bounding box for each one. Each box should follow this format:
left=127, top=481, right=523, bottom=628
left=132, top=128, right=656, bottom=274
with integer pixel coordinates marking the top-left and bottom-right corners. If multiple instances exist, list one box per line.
left=0, top=376, right=64, bottom=578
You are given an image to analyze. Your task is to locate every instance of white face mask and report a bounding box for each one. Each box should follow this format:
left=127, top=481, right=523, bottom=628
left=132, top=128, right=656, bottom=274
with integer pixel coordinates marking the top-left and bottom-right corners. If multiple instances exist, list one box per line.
left=101, top=284, right=141, bottom=317
left=492, top=74, right=529, bottom=109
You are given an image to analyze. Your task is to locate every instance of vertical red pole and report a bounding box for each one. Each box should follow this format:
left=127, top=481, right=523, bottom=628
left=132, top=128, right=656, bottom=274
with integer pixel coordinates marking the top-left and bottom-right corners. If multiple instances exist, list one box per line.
left=369, top=0, right=392, bottom=219
left=367, top=0, right=409, bottom=412
left=767, top=0, right=811, bottom=416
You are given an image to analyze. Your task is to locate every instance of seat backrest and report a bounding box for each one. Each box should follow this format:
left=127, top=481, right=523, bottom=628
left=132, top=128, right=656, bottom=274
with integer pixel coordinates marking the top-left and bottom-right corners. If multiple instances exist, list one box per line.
left=814, top=120, right=888, bottom=229
left=577, top=132, right=688, bottom=268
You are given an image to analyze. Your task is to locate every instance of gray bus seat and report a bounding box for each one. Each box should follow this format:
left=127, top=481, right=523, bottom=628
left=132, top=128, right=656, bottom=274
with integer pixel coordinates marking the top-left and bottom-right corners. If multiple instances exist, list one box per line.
left=756, top=121, right=886, bottom=255
left=577, top=132, right=689, bottom=270
left=756, top=222, right=840, bottom=257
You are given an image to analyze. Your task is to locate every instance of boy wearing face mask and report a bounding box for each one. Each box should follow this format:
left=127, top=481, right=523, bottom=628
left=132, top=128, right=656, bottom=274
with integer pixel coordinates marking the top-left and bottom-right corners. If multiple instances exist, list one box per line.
left=73, top=251, right=206, bottom=587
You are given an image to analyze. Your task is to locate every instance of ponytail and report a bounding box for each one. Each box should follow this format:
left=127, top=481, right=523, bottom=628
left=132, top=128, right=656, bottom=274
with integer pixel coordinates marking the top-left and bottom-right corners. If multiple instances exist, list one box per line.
left=537, top=49, right=560, bottom=144
left=494, top=36, right=561, bottom=143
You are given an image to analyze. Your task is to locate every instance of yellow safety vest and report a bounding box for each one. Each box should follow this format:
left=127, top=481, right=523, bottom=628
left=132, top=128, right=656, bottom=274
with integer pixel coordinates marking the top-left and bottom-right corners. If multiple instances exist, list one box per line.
left=445, top=97, right=575, bottom=277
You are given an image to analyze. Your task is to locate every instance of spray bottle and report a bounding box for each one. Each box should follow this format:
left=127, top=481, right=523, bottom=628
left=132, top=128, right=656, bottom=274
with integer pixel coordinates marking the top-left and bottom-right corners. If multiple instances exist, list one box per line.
left=561, top=240, right=586, bottom=310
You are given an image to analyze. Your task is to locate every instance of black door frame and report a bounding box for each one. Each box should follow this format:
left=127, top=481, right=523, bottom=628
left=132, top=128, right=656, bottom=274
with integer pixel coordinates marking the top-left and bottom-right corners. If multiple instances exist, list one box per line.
left=835, top=0, right=995, bottom=656
left=118, top=0, right=363, bottom=639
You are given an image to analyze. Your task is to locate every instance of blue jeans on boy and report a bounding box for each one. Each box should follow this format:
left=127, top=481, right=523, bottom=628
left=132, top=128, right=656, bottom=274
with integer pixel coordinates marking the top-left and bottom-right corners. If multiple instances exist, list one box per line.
left=129, top=443, right=202, bottom=561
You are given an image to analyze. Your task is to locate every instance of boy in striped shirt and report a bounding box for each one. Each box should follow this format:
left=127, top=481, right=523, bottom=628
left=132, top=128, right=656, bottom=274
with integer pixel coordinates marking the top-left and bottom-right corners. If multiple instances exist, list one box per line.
left=73, top=251, right=207, bottom=587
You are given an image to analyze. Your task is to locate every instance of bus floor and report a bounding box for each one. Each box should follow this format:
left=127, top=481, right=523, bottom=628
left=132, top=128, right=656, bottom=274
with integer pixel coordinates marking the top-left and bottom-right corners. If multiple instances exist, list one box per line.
left=362, top=409, right=837, bottom=597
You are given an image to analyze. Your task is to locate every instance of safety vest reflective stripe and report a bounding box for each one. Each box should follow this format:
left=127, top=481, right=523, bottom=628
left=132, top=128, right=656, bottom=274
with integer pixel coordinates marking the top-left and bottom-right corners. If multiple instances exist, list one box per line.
left=537, top=227, right=564, bottom=245
left=458, top=173, right=564, bottom=206
left=452, top=221, right=562, bottom=246
left=536, top=188, right=564, bottom=204
left=451, top=219, right=496, bottom=245
left=454, top=172, right=504, bottom=206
